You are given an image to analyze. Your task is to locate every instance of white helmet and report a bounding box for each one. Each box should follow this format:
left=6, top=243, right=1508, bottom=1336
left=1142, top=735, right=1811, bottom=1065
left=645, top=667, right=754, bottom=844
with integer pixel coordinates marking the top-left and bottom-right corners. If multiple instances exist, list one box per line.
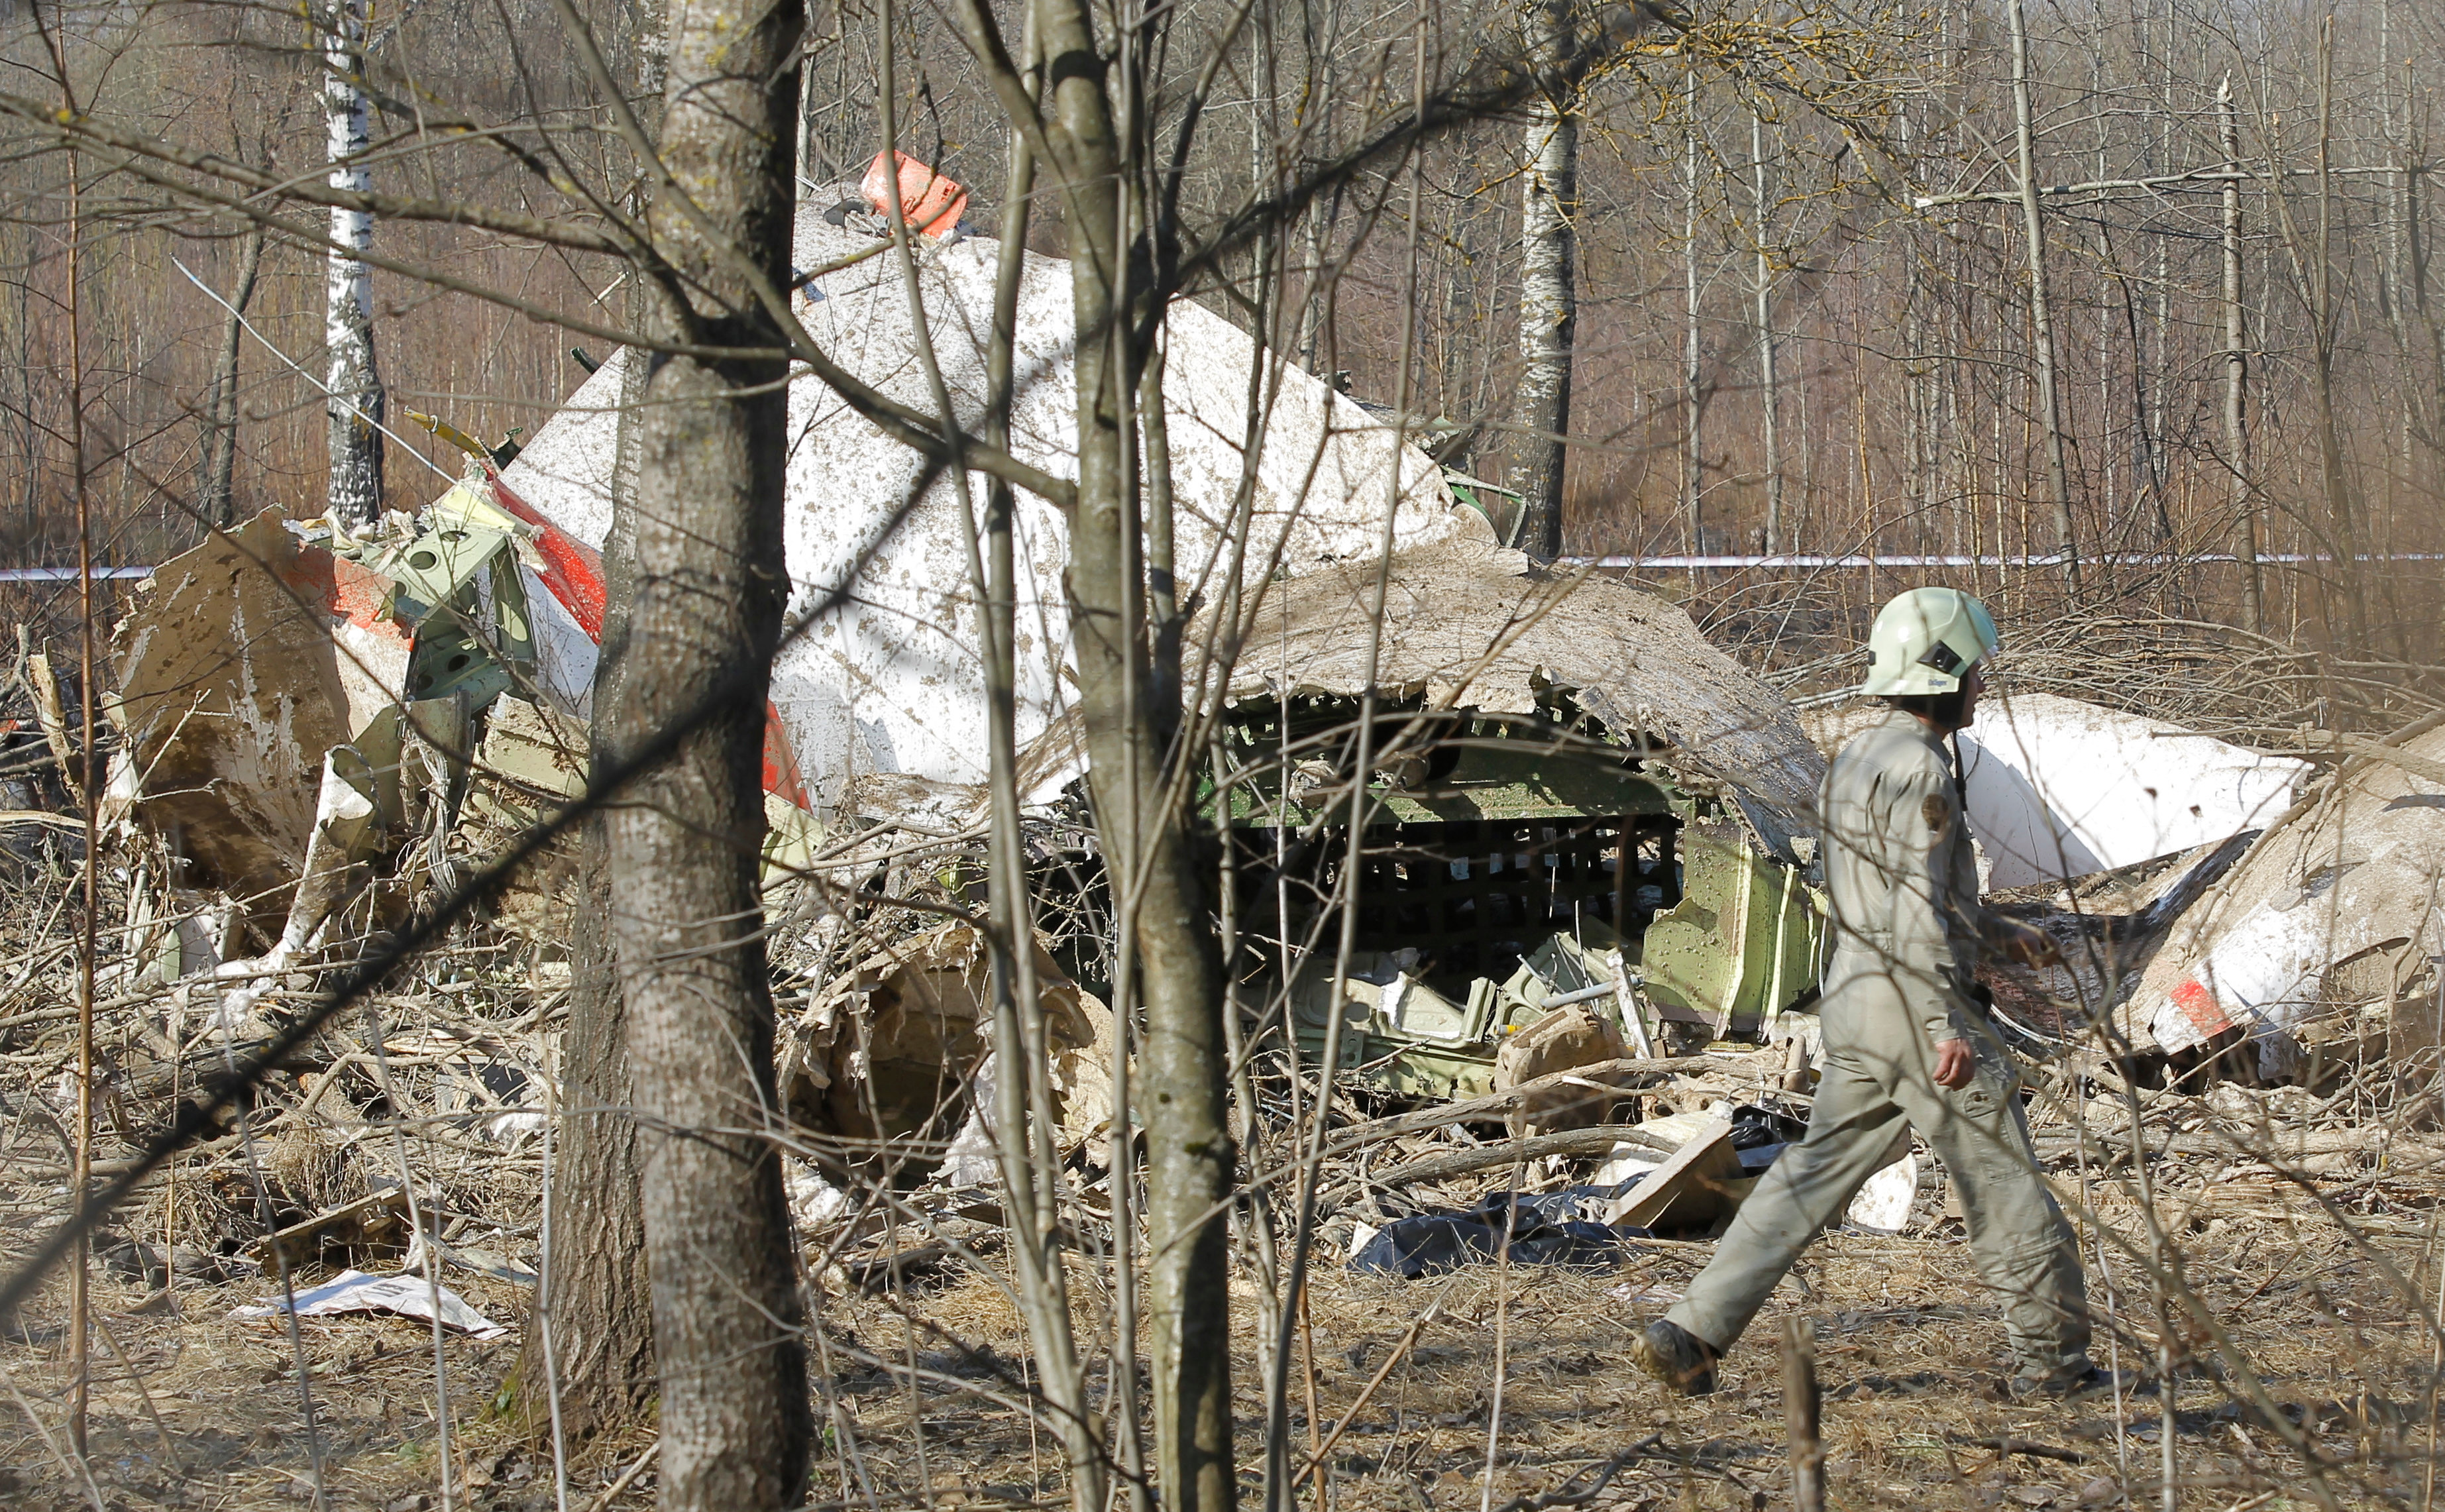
left=1859, top=587, right=2000, bottom=696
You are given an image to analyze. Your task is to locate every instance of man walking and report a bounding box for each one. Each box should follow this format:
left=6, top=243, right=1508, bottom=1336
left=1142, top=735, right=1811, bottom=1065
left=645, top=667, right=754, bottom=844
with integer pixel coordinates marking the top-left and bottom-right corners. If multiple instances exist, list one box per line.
left=1629, top=588, right=2101, bottom=1398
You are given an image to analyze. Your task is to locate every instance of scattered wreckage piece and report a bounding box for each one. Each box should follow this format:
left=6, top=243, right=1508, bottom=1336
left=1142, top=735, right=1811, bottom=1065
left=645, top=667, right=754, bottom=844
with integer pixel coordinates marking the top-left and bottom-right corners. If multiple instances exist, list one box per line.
left=779, top=922, right=1108, bottom=1157
left=1953, top=693, right=2303, bottom=889
left=254, top=1187, right=416, bottom=1271
left=1639, top=822, right=1823, bottom=1038
left=1976, top=833, right=2263, bottom=1043
left=1604, top=1116, right=1745, bottom=1233
left=2116, top=724, right=2445, bottom=1081
left=231, top=1267, right=510, bottom=1340
left=107, top=466, right=825, bottom=985
left=111, top=510, right=415, bottom=910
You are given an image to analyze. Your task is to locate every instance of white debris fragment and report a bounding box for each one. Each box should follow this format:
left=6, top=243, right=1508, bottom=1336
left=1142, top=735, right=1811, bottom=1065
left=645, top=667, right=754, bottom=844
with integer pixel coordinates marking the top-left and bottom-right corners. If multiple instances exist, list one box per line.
left=786, top=1163, right=850, bottom=1231
left=1843, top=1150, right=1918, bottom=1235
left=1588, top=1144, right=1661, bottom=1190
left=2121, top=724, right=2445, bottom=1077
left=232, top=1269, right=510, bottom=1339
left=1959, top=694, right=2306, bottom=888
left=936, top=1053, right=1003, bottom=1190
left=1806, top=694, right=2307, bottom=889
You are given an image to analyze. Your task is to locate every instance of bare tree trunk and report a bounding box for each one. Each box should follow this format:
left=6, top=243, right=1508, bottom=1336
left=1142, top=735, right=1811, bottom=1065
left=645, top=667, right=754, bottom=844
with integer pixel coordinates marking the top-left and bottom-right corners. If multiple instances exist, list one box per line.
left=612, top=0, right=811, bottom=1499
left=1034, top=0, right=1233, bottom=1502
left=1515, top=0, right=1577, bottom=563
left=323, top=0, right=384, bottom=527
left=516, top=798, right=656, bottom=1439
left=2220, top=76, right=2263, bottom=635
left=2307, top=20, right=2367, bottom=653
left=199, top=227, right=263, bottom=529
left=506, top=1, right=668, bottom=1442
left=2006, top=0, right=2077, bottom=590
left=1750, top=109, right=1782, bottom=553
left=1681, top=61, right=1701, bottom=561
left=502, top=335, right=660, bottom=1443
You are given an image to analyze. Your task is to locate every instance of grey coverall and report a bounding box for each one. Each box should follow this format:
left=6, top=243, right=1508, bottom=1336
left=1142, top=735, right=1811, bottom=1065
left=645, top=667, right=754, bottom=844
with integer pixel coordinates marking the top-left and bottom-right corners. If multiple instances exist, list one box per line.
left=1664, top=708, right=2092, bottom=1377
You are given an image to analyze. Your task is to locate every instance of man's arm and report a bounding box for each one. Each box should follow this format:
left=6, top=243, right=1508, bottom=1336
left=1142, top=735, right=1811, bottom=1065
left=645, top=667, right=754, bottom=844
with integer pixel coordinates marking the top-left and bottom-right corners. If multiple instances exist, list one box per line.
left=1884, top=766, right=1973, bottom=1056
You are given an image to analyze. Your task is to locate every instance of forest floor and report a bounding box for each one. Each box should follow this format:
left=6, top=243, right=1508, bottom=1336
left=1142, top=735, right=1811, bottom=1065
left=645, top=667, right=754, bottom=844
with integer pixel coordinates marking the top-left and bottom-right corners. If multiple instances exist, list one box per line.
left=1, top=1207, right=2430, bottom=1511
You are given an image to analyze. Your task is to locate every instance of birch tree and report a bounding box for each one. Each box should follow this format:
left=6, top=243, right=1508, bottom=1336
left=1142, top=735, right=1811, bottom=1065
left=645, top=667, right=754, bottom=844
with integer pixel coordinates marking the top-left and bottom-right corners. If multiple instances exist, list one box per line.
left=1515, top=0, right=1580, bottom=560
left=322, top=0, right=384, bottom=526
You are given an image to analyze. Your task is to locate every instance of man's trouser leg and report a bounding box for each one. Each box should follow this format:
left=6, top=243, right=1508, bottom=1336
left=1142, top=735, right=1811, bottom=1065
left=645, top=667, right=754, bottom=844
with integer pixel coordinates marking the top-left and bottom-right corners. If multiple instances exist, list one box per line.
left=1886, top=1044, right=2091, bottom=1376
left=1665, top=1046, right=1911, bottom=1352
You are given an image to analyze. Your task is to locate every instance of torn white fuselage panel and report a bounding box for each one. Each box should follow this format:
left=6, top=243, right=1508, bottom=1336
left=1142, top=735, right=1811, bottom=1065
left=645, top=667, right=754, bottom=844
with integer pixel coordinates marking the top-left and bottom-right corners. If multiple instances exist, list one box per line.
left=481, top=184, right=1472, bottom=827
left=2120, top=726, right=2445, bottom=1077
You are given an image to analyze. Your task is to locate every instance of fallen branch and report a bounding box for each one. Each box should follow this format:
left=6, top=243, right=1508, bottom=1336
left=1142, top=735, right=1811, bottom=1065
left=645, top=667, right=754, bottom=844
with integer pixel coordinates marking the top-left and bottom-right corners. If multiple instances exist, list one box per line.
left=1328, top=1122, right=1678, bottom=1205
left=1946, top=1433, right=2090, bottom=1465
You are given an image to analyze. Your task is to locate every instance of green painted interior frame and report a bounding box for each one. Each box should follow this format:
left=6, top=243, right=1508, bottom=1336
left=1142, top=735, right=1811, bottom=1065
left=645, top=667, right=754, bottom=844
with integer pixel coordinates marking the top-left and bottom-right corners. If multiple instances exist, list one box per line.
left=1234, top=694, right=1828, bottom=1095
left=1639, top=820, right=1826, bottom=1038
left=1204, top=700, right=1680, bottom=829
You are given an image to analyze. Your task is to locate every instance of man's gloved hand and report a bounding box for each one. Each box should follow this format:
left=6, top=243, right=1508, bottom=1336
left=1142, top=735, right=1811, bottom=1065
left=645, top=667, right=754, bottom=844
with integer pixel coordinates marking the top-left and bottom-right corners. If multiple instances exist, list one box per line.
left=1998, top=919, right=2063, bottom=967
left=1932, top=1037, right=1977, bottom=1089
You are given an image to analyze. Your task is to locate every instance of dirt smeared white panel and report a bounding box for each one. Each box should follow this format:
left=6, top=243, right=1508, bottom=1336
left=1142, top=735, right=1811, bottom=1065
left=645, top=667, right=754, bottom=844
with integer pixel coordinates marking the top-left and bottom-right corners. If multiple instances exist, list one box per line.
left=112, top=512, right=413, bottom=905
left=495, top=352, right=624, bottom=554
left=781, top=211, right=1464, bottom=816
left=491, top=204, right=1466, bottom=819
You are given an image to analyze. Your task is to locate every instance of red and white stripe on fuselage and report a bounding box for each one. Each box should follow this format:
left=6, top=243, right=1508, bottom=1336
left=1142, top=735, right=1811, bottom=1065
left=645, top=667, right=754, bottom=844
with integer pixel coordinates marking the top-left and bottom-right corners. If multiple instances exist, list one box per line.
left=482, top=465, right=814, bottom=812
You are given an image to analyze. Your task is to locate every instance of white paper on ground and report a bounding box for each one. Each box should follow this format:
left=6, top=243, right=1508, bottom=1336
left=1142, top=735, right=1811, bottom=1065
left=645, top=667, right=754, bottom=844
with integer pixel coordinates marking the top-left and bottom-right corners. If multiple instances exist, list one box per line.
left=232, top=1269, right=510, bottom=1339
left=1590, top=1143, right=1661, bottom=1189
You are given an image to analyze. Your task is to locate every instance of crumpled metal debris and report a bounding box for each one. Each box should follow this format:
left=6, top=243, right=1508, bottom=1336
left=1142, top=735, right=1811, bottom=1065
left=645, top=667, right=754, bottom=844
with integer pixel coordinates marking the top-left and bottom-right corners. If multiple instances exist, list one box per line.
left=111, top=510, right=415, bottom=908
left=2117, top=724, right=2445, bottom=1079
left=781, top=922, right=1107, bottom=1160
left=231, top=1268, right=509, bottom=1339
left=107, top=460, right=825, bottom=1012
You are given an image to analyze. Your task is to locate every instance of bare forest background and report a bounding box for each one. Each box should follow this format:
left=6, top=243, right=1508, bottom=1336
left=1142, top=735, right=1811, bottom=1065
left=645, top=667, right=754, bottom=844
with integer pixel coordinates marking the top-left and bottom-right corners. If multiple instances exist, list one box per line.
left=3, top=0, right=2442, bottom=673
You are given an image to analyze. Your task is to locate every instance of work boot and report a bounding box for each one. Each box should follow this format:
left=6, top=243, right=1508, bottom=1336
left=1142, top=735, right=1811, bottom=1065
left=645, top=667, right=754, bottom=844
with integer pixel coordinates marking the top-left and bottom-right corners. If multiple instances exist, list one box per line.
left=2004, top=1360, right=2145, bottom=1402
left=1629, top=1320, right=1721, bottom=1397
